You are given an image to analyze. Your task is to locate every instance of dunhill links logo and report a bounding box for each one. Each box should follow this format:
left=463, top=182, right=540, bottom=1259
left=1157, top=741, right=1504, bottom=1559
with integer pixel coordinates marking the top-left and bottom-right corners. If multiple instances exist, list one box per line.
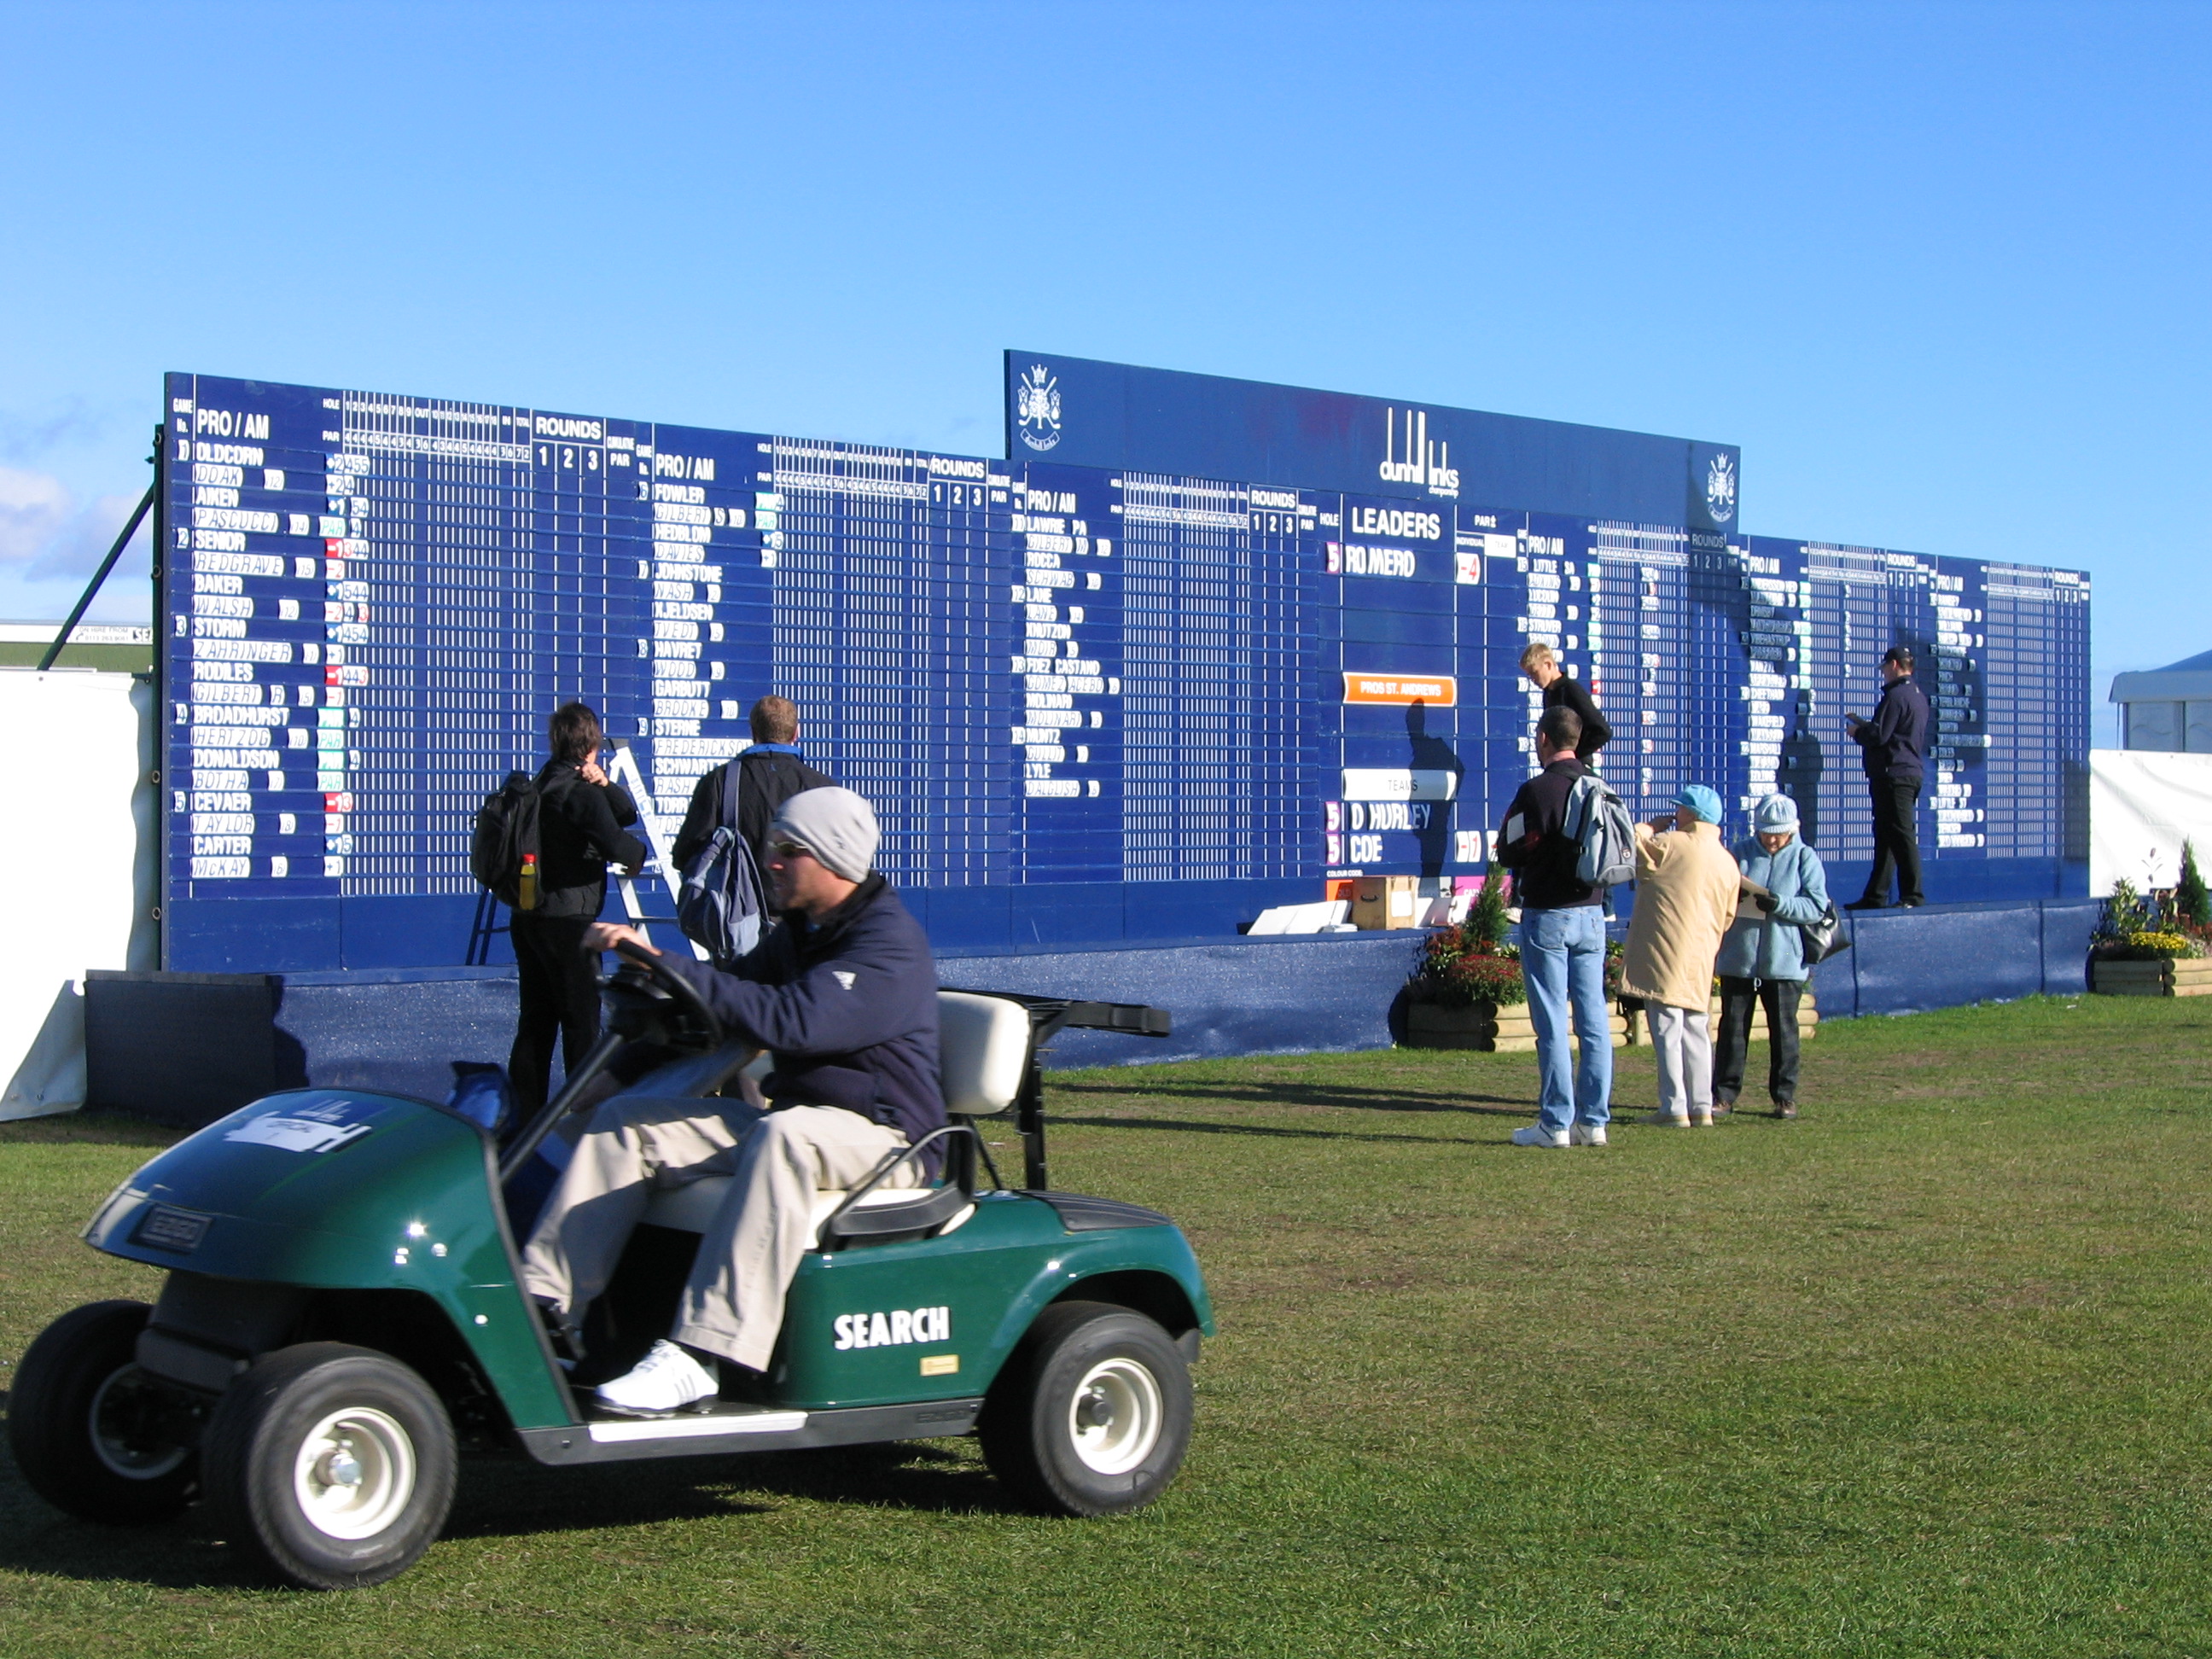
left=1016, top=364, right=1062, bottom=451
left=1705, top=451, right=1737, bottom=524
left=1378, top=408, right=1459, bottom=498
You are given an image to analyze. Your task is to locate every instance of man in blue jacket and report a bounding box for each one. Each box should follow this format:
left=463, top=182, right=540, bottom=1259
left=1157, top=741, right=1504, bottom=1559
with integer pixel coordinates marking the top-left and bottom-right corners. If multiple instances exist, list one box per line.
left=1845, top=645, right=1931, bottom=909
left=520, top=786, right=945, bottom=1416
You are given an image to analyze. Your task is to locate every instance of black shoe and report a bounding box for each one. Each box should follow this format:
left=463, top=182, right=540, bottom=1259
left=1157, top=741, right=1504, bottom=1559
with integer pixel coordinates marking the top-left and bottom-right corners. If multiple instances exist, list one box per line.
left=1901, top=899, right=1924, bottom=908
left=1844, top=899, right=1888, bottom=911
left=1774, top=1103, right=1797, bottom=1119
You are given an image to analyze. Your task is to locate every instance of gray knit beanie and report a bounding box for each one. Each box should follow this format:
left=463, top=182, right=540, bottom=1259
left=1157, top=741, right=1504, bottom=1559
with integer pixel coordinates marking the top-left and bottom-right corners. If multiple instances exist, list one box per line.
left=768, top=786, right=879, bottom=883
left=1754, top=793, right=1800, bottom=833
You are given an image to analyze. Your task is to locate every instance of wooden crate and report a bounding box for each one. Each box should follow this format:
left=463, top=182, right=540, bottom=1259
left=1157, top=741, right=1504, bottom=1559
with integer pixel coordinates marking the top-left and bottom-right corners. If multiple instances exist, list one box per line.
left=1404, top=1000, right=1629, bottom=1052
left=2092, top=958, right=2212, bottom=997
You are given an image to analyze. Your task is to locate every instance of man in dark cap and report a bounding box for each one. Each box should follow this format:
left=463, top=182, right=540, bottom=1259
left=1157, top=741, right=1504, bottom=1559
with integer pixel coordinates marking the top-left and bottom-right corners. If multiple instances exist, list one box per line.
left=1845, top=645, right=1931, bottom=910
left=521, top=786, right=945, bottom=1417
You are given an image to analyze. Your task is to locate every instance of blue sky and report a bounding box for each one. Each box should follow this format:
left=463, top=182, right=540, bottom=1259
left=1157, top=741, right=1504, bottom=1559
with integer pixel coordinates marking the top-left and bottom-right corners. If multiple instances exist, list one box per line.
left=2, top=2, right=2203, bottom=742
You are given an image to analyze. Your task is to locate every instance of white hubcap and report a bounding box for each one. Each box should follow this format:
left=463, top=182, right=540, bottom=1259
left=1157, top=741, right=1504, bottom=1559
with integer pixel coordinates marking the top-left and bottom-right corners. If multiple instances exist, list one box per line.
left=1066, top=1358, right=1163, bottom=1476
left=293, top=1407, right=416, bottom=1540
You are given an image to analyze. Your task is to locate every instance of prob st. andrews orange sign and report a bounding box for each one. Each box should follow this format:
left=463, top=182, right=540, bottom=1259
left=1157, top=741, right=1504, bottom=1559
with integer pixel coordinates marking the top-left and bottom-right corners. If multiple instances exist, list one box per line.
left=1341, top=672, right=1457, bottom=707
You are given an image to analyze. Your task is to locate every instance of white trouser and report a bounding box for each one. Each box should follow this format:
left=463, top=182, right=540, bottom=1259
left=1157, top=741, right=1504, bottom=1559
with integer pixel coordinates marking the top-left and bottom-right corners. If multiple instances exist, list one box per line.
left=1644, top=1004, right=1714, bottom=1120
left=521, top=1098, right=914, bottom=1372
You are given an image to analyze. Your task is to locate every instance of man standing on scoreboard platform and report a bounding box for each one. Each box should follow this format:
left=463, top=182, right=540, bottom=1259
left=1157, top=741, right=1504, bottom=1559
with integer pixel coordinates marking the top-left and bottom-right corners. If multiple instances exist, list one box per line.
left=1844, top=645, right=1930, bottom=910
left=1520, top=642, right=1611, bottom=763
left=672, top=696, right=835, bottom=873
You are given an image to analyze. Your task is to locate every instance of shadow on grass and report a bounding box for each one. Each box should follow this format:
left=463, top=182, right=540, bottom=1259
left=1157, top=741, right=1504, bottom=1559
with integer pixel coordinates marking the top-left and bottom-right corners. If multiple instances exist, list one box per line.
left=443, top=1440, right=1017, bottom=1542
left=0, top=1111, right=182, bottom=1150
left=1053, top=1080, right=1533, bottom=1117
left=0, top=1439, right=1015, bottom=1592
left=1056, top=1115, right=1507, bottom=1147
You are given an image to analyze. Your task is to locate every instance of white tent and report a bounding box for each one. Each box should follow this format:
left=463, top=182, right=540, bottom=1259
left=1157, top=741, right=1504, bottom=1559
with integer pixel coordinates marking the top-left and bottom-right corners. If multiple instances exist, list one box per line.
left=2089, top=749, right=2212, bottom=897
left=2110, top=649, right=2212, bottom=753
left=0, top=669, right=155, bottom=1119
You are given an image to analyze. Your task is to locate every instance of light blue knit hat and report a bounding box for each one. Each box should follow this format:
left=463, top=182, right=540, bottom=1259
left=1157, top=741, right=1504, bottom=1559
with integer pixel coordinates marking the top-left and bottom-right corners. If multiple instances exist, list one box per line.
left=1674, top=784, right=1723, bottom=825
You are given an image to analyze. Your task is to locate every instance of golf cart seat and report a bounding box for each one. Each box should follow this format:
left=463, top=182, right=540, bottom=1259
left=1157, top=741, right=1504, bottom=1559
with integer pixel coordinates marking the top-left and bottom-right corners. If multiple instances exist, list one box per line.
left=641, top=1179, right=962, bottom=1240
left=638, top=991, right=1033, bottom=1237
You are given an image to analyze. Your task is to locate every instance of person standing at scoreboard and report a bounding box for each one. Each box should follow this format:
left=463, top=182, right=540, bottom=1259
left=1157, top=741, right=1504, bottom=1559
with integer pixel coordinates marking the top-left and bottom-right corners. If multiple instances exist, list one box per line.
left=509, top=702, right=648, bottom=1115
left=1843, top=645, right=1930, bottom=910
left=672, top=696, right=835, bottom=874
left=1520, top=642, right=1611, bottom=763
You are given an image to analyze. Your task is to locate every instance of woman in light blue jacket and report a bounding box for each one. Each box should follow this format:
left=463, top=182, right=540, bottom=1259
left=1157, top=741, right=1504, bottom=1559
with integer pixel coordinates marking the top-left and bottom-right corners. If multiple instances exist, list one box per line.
left=1712, top=794, right=1829, bottom=1117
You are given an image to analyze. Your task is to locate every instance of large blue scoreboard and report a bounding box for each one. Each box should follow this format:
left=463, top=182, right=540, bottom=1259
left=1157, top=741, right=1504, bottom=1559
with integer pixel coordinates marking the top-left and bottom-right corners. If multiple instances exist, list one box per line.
left=155, top=360, right=2088, bottom=973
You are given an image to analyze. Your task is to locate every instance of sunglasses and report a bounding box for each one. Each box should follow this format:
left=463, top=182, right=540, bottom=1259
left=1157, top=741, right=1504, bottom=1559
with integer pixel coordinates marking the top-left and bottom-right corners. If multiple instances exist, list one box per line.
left=769, top=841, right=818, bottom=862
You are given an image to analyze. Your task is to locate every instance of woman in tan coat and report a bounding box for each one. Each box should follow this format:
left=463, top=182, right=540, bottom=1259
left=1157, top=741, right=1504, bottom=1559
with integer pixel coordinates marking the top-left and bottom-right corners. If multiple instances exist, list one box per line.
left=1619, top=784, right=1741, bottom=1126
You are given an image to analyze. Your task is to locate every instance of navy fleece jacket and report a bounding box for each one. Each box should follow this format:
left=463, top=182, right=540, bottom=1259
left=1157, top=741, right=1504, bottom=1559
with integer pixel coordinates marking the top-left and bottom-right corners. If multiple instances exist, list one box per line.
left=658, top=876, right=946, bottom=1166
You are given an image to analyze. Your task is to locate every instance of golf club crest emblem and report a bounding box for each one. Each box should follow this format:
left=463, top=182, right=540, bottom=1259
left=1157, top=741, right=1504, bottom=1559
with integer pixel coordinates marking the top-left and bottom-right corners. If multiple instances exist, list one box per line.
left=1016, top=364, right=1062, bottom=451
left=1704, top=451, right=1738, bottom=524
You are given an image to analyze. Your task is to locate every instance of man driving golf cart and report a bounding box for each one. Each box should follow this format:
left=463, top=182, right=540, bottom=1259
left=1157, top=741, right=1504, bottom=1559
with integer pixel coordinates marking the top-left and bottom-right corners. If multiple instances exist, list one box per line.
left=521, top=784, right=945, bottom=1417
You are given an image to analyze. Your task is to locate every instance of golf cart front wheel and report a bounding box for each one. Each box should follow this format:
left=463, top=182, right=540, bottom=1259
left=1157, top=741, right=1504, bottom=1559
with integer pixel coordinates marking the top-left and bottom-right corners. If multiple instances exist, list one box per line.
left=6, top=1299, right=200, bottom=1524
left=202, top=1342, right=457, bottom=1590
left=980, top=1300, right=1192, bottom=1516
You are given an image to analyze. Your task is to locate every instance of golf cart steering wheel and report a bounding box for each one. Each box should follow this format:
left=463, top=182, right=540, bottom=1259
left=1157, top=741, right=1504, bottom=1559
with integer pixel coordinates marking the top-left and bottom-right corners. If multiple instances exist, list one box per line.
left=612, top=939, right=725, bottom=1048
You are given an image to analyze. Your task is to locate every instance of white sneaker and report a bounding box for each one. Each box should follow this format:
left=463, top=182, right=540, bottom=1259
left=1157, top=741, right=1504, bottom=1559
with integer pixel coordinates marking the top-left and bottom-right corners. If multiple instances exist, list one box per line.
left=1511, top=1124, right=1569, bottom=1147
left=1569, top=1122, right=1608, bottom=1146
left=594, top=1339, right=719, bottom=1417
left=1691, top=1107, right=1714, bottom=1127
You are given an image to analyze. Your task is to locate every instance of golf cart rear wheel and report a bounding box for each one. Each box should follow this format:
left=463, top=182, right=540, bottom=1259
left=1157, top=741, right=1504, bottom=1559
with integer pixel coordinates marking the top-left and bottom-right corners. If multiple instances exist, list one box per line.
left=203, top=1342, right=456, bottom=1590
left=7, top=1299, right=199, bottom=1524
left=980, top=1300, right=1192, bottom=1516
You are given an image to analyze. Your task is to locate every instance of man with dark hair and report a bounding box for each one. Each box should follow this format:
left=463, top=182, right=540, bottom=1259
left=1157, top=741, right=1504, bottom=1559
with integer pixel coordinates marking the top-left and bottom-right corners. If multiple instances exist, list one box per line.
left=1844, top=645, right=1931, bottom=910
left=672, top=696, right=835, bottom=873
left=1519, top=641, right=1610, bottom=761
left=1494, top=703, right=1614, bottom=1147
left=509, top=701, right=648, bottom=1113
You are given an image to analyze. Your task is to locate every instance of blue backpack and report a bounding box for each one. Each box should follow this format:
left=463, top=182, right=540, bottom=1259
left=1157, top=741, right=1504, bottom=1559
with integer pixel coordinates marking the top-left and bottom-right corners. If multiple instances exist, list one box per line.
left=677, top=758, right=766, bottom=965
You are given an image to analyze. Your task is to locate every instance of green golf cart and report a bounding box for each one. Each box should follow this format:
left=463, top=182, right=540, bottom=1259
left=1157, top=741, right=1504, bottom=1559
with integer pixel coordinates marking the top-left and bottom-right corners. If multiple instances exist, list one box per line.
left=6, top=950, right=1210, bottom=1588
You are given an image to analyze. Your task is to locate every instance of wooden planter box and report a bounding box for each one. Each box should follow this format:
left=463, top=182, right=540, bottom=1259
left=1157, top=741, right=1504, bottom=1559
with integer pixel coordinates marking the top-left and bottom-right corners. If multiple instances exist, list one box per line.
left=1618, top=989, right=1819, bottom=1045
left=2092, top=957, right=2212, bottom=997
left=1404, top=999, right=1630, bottom=1053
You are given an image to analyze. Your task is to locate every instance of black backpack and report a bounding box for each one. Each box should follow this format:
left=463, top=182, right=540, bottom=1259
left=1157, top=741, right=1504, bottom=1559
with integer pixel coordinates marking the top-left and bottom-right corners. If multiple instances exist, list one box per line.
left=471, top=770, right=542, bottom=907
left=677, top=758, right=766, bottom=964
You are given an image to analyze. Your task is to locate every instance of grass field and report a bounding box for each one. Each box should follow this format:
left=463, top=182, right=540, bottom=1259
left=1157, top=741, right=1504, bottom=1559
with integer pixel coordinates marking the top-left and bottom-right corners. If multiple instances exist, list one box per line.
left=3, top=994, right=2209, bottom=1656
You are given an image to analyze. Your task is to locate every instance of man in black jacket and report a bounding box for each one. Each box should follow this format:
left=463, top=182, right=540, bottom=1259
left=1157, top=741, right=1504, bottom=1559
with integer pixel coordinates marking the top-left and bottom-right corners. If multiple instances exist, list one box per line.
left=1520, top=641, right=1611, bottom=761
left=671, top=696, right=835, bottom=873
left=1494, top=705, right=1613, bottom=1148
left=1845, top=645, right=1931, bottom=909
left=509, top=702, right=648, bottom=1115
left=521, top=786, right=945, bottom=1416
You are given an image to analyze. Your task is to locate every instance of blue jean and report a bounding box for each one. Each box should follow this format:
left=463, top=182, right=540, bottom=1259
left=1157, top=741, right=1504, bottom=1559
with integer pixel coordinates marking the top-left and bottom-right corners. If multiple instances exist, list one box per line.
left=1516, top=905, right=1613, bottom=1132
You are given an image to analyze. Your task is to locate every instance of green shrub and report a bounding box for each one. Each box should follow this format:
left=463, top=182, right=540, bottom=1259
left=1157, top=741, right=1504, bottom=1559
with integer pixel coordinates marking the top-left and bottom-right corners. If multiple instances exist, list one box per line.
left=2099, top=877, right=2156, bottom=940
left=2178, top=840, right=2211, bottom=931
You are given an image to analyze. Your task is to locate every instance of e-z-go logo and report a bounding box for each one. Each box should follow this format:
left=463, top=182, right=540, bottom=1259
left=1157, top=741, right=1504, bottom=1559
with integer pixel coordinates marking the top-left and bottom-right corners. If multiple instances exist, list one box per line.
left=1704, top=452, right=1737, bottom=524
left=1016, top=364, right=1062, bottom=452
left=1377, top=408, right=1459, bottom=499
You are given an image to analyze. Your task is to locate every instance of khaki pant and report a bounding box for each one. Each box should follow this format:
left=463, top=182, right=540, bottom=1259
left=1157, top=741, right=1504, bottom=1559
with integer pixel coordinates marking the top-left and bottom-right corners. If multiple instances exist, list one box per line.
left=1645, top=1003, right=1714, bottom=1119
left=520, top=1097, right=913, bottom=1372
